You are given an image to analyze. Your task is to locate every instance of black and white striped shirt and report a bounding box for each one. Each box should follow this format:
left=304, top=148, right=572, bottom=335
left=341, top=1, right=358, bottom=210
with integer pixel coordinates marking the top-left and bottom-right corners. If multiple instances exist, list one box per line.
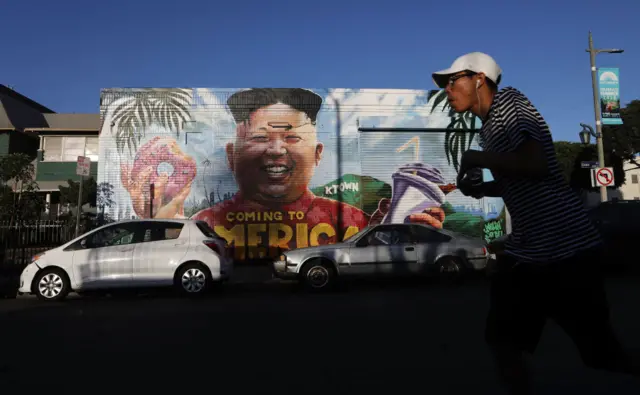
left=479, top=87, right=602, bottom=263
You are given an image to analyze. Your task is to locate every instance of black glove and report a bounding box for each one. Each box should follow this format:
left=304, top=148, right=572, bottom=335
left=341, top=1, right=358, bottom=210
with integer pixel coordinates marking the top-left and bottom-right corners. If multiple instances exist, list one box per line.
left=457, top=167, right=485, bottom=198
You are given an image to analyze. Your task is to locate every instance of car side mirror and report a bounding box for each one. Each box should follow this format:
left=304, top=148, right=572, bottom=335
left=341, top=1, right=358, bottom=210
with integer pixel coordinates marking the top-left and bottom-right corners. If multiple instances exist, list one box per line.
left=80, top=239, right=88, bottom=249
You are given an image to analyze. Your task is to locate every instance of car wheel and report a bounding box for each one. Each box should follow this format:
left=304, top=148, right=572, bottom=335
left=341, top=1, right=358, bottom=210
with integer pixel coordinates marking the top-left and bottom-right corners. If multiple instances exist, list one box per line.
left=436, top=257, right=465, bottom=285
left=33, top=268, right=70, bottom=302
left=300, top=259, right=336, bottom=291
left=175, top=262, right=212, bottom=296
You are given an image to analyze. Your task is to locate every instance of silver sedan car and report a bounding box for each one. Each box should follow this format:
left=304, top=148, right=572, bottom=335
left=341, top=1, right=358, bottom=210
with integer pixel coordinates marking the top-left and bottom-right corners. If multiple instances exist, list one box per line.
left=272, top=223, right=491, bottom=290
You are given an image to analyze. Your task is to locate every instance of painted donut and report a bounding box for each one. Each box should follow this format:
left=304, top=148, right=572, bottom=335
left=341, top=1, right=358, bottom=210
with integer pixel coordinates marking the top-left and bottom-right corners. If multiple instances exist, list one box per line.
left=130, top=136, right=197, bottom=202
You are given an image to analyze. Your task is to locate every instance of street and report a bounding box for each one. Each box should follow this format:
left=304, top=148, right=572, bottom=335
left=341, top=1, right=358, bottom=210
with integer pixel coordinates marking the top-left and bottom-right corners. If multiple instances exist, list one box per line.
left=1, top=275, right=639, bottom=394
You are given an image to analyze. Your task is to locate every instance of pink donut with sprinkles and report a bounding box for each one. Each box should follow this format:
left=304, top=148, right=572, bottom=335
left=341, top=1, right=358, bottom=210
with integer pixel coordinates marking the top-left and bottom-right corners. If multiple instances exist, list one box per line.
left=130, top=136, right=197, bottom=202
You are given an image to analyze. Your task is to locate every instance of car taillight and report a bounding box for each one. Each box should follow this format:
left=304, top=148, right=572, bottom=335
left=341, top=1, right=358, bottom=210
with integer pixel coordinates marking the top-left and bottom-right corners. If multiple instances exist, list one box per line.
left=482, top=247, right=488, bottom=256
left=204, top=241, right=221, bottom=255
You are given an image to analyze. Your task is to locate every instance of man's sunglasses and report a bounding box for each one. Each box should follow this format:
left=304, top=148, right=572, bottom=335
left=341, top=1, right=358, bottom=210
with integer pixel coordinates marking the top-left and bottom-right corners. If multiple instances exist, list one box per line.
left=448, top=72, right=477, bottom=87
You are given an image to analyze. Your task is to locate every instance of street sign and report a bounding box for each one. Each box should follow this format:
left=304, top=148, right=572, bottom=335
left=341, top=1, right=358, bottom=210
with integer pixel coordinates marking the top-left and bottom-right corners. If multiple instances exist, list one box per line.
left=581, top=161, right=599, bottom=169
left=593, top=167, right=614, bottom=187
left=76, top=156, right=91, bottom=176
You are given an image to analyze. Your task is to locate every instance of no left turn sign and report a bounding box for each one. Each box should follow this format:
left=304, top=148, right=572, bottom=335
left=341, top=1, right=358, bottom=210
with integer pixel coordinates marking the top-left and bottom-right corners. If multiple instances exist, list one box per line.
left=595, top=167, right=614, bottom=187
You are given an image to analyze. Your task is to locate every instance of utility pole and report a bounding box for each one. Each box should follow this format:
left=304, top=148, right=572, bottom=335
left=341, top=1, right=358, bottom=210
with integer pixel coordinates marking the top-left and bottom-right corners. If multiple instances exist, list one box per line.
left=586, top=31, right=624, bottom=202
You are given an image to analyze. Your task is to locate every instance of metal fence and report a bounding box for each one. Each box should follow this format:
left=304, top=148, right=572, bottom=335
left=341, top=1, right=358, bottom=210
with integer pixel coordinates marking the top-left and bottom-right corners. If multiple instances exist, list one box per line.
left=0, top=220, right=76, bottom=269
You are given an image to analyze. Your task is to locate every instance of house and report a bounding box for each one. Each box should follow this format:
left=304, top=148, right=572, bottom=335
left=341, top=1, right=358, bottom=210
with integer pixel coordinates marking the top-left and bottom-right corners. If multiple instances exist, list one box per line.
left=619, top=156, right=640, bottom=200
left=0, top=85, right=100, bottom=218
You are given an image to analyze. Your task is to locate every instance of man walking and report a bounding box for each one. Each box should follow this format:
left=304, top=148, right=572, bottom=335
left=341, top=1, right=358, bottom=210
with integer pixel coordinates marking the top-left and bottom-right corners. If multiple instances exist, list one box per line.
left=432, top=52, right=639, bottom=394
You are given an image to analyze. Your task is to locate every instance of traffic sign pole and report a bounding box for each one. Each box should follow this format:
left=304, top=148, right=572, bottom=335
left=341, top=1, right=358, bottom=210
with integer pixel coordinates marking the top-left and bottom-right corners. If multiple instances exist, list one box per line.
left=75, top=156, right=91, bottom=237
left=75, top=175, right=83, bottom=237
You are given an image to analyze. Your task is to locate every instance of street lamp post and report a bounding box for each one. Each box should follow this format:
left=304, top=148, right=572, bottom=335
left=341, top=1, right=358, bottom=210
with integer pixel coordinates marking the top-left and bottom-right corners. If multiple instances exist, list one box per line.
left=586, top=31, right=624, bottom=202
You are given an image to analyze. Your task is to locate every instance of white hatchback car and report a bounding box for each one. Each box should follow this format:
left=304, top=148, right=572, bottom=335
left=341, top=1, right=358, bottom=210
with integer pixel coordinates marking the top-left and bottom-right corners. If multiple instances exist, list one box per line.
left=18, top=219, right=232, bottom=301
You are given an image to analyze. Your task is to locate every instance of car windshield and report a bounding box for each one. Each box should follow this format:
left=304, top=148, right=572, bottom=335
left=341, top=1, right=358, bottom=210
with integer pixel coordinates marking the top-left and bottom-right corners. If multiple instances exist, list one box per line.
left=343, top=226, right=370, bottom=242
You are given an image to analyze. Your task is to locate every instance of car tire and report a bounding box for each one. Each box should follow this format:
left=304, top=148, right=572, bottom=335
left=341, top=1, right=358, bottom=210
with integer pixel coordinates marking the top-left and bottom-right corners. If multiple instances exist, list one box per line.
left=436, top=256, right=465, bottom=285
left=33, top=268, right=71, bottom=302
left=300, top=259, right=336, bottom=291
left=175, top=262, right=212, bottom=297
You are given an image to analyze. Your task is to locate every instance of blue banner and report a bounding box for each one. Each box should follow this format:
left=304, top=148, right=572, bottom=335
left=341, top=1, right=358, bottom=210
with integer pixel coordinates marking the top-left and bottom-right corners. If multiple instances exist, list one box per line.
left=598, top=67, right=623, bottom=125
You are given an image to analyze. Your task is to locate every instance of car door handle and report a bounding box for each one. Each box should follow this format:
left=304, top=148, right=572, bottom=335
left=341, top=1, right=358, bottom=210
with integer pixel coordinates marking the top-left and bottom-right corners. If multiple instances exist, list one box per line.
left=405, top=247, right=414, bottom=251
left=119, top=247, right=134, bottom=252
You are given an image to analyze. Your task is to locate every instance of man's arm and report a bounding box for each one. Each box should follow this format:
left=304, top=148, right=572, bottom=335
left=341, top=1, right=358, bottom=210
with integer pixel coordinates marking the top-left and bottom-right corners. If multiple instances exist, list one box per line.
left=463, top=90, right=550, bottom=179
left=465, top=140, right=548, bottom=179
left=480, top=181, right=501, bottom=197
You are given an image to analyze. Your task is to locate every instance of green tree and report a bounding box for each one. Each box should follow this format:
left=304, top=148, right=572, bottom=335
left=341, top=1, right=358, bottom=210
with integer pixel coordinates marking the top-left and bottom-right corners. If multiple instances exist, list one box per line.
left=553, top=141, right=585, bottom=185
left=0, top=153, right=45, bottom=224
left=96, top=182, right=115, bottom=215
left=58, top=177, right=98, bottom=208
left=602, top=99, right=640, bottom=170
left=553, top=141, right=625, bottom=190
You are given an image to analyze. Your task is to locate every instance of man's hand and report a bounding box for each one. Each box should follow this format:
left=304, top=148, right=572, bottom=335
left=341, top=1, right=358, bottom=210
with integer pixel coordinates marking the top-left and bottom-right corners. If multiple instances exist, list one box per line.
left=120, top=163, right=191, bottom=218
left=369, top=198, right=446, bottom=228
left=457, top=166, right=485, bottom=199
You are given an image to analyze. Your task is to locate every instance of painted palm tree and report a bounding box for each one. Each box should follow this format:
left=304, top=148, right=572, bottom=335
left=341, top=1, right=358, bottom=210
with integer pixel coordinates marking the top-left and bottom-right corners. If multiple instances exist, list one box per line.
left=427, top=90, right=480, bottom=171
left=101, top=88, right=193, bottom=155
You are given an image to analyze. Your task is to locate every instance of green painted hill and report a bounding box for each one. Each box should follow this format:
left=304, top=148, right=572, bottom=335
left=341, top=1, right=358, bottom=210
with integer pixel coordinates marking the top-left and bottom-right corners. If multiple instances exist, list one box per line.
left=311, top=174, right=391, bottom=214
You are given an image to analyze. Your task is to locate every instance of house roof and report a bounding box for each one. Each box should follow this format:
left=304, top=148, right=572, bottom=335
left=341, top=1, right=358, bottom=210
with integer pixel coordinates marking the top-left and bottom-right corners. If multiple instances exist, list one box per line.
left=0, top=86, right=51, bottom=130
left=28, top=113, right=101, bottom=132
left=0, top=85, right=100, bottom=132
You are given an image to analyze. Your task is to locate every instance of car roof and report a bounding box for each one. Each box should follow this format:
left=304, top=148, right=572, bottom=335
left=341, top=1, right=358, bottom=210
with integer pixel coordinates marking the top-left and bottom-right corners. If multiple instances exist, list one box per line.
left=372, top=222, right=453, bottom=236
left=106, top=218, right=200, bottom=225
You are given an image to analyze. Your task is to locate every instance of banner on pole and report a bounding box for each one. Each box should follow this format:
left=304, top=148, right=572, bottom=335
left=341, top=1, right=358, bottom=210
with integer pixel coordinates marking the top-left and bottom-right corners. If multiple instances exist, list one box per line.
left=598, top=67, right=623, bottom=125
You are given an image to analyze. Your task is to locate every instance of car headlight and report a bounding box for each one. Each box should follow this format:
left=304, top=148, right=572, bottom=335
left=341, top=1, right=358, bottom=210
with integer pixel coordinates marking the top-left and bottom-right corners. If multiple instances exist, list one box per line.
left=31, top=253, right=43, bottom=263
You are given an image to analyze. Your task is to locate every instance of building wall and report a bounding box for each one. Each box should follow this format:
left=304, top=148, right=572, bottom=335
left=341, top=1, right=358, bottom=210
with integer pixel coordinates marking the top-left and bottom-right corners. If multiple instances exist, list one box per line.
left=0, top=133, right=8, bottom=156
left=619, top=158, right=640, bottom=200
left=98, top=88, right=507, bottom=261
left=35, top=161, right=98, bottom=182
left=8, top=131, right=39, bottom=158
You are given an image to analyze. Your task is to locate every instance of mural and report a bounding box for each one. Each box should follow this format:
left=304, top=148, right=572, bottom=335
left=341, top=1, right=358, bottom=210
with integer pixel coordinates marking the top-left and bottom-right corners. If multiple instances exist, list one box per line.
left=98, top=88, right=507, bottom=261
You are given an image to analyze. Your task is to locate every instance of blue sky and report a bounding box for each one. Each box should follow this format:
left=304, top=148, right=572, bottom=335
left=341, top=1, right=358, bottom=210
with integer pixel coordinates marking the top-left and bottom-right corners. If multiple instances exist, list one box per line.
left=3, top=0, right=639, bottom=144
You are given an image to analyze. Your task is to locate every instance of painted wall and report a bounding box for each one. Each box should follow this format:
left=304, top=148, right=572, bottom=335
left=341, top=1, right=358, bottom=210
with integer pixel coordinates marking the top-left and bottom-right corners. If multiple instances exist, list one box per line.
left=98, top=88, right=507, bottom=261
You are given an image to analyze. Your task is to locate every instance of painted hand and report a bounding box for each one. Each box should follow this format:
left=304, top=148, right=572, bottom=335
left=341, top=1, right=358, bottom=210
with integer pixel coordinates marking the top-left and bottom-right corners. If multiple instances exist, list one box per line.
left=120, top=163, right=192, bottom=219
left=369, top=198, right=446, bottom=229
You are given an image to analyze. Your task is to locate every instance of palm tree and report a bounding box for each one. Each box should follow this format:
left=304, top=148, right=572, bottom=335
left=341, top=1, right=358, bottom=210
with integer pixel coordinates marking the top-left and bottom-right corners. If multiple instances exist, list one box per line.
left=427, top=90, right=480, bottom=171
left=101, top=88, right=193, bottom=155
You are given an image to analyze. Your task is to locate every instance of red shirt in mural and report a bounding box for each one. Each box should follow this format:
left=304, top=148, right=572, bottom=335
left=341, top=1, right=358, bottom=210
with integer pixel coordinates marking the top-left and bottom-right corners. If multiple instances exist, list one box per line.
left=190, top=189, right=371, bottom=260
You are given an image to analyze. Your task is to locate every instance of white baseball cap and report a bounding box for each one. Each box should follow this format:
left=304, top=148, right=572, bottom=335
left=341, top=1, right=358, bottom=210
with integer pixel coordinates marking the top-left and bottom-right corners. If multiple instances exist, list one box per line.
left=432, top=52, right=502, bottom=89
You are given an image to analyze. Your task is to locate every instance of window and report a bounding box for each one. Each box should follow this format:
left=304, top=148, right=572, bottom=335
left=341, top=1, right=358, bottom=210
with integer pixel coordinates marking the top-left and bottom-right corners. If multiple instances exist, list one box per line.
left=142, top=222, right=184, bottom=242
left=359, top=226, right=414, bottom=246
left=196, top=221, right=218, bottom=238
left=632, top=174, right=638, bottom=184
left=87, top=225, right=136, bottom=248
left=411, top=225, right=452, bottom=243
left=43, top=136, right=99, bottom=162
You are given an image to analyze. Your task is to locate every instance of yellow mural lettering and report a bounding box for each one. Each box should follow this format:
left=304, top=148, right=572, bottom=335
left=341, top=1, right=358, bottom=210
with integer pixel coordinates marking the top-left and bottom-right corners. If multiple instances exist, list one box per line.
left=214, top=225, right=246, bottom=260
left=296, top=223, right=309, bottom=248
left=286, top=211, right=306, bottom=221
left=343, top=226, right=359, bottom=240
left=226, top=211, right=284, bottom=223
left=269, top=223, right=293, bottom=250
left=309, top=223, right=336, bottom=247
left=247, top=224, right=267, bottom=258
left=213, top=223, right=360, bottom=260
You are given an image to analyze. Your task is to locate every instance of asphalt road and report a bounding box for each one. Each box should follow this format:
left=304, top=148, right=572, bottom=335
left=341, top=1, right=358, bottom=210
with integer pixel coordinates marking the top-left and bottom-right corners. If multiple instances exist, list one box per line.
left=1, top=276, right=639, bottom=394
